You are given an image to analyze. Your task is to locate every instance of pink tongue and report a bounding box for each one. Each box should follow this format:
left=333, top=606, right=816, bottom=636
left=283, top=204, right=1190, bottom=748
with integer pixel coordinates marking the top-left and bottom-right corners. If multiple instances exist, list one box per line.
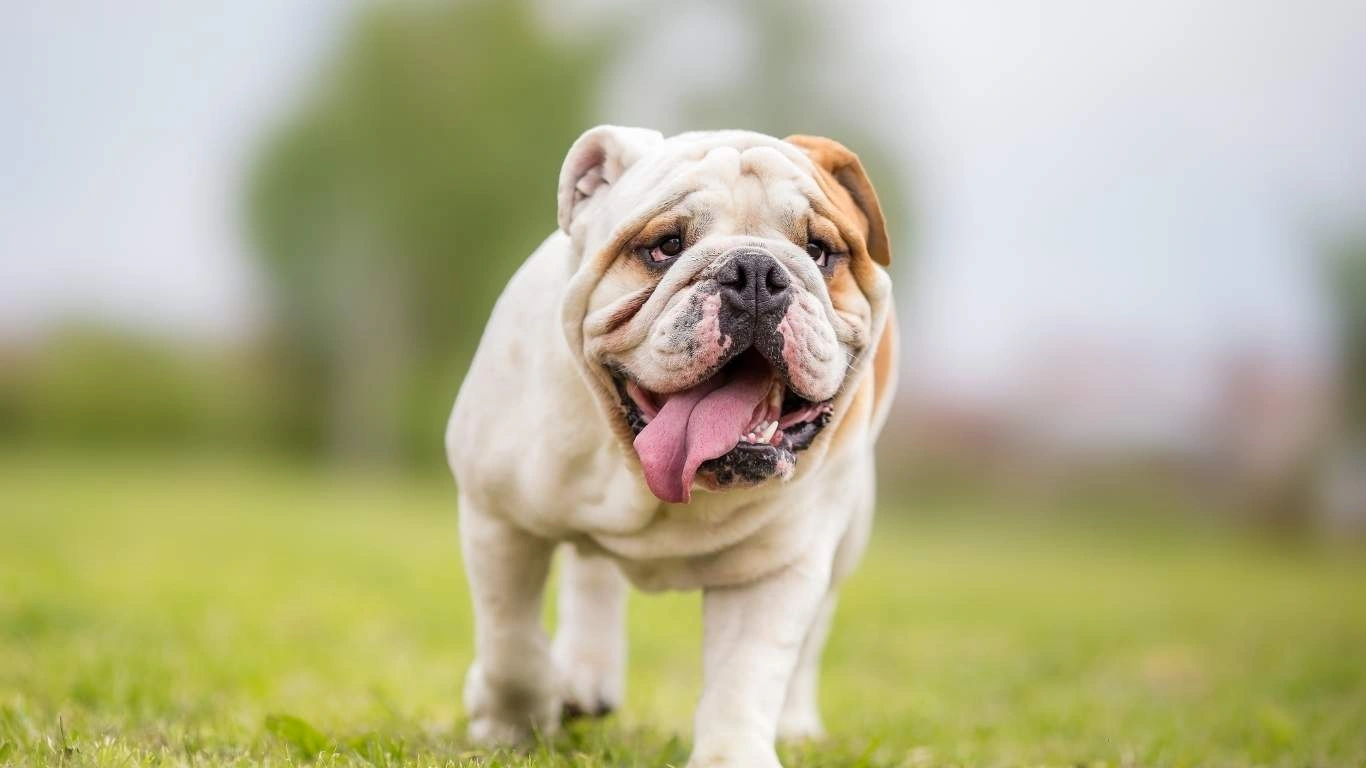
left=633, top=359, right=772, bottom=503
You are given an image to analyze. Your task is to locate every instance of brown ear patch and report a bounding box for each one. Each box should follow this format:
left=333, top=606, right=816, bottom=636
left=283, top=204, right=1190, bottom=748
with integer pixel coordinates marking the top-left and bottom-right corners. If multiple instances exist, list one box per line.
left=784, top=135, right=892, bottom=267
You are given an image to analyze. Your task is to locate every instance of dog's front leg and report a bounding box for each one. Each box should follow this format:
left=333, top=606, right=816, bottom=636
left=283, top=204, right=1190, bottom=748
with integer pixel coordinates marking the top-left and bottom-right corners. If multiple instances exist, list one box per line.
left=689, top=557, right=831, bottom=768
left=459, top=499, right=560, bottom=745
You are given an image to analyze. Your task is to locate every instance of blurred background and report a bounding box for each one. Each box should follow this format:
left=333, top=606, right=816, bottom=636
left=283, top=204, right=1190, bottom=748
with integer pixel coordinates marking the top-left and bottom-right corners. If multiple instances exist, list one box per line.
left=4, top=0, right=1365, bottom=531
left=4, top=2, right=1366, bottom=765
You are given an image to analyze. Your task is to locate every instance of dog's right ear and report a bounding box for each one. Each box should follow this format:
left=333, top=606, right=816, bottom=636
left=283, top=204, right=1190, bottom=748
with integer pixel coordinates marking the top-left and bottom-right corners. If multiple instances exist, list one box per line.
left=784, top=134, right=892, bottom=267
left=558, top=125, right=663, bottom=234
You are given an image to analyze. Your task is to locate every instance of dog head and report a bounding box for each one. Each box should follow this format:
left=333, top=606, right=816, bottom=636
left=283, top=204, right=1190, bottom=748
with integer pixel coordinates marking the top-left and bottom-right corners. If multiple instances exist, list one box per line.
left=558, top=127, right=893, bottom=503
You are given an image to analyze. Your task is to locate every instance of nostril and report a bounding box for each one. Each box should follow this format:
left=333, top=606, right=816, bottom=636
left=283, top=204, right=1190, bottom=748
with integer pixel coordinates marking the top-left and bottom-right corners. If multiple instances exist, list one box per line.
left=717, top=260, right=737, bottom=286
left=764, top=264, right=790, bottom=295
left=718, top=259, right=746, bottom=291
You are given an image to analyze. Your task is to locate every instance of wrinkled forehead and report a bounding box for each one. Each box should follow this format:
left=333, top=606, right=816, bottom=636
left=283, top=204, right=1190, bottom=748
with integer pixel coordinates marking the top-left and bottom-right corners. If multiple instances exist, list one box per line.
left=604, top=132, right=823, bottom=233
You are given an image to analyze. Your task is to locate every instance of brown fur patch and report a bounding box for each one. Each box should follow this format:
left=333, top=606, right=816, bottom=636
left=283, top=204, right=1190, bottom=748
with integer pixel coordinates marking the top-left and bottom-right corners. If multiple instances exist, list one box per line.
left=871, top=305, right=898, bottom=424
left=783, top=135, right=892, bottom=267
left=825, top=264, right=871, bottom=332
left=825, top=307, right=898, bottom=453
left=828, top=367, right=874, bottom=453
left=784, top=134, right=897, bottom=450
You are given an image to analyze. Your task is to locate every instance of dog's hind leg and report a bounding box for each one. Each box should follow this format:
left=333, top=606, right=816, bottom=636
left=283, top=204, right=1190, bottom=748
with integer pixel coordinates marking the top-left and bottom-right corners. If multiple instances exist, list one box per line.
left=776, top=592, right=836, bottom=742
left=459, top=499, right=560, bottom=745
left=553, top=544, right=628, bottom=720
left=779, top=482, right=874, bottom=743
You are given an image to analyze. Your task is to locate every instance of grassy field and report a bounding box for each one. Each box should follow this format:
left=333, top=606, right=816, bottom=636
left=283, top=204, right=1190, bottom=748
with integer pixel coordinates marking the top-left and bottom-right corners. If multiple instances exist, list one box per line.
left=1, top=453, right=1364, bottom=767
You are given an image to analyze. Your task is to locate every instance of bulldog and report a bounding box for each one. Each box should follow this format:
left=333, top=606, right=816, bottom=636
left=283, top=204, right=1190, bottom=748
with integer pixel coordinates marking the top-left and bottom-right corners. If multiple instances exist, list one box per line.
left=446, top=126, right=897, bottom=767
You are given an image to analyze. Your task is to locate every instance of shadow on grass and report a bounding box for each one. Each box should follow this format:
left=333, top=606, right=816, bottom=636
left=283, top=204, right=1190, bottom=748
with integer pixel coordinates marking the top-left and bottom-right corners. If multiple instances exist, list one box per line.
left=263, top=712, right=695, bottom=767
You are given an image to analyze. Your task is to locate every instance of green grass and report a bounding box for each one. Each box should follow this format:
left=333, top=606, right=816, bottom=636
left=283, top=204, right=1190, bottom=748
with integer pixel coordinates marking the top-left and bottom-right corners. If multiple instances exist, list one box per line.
left=1, top=453, right=1364, bottom=767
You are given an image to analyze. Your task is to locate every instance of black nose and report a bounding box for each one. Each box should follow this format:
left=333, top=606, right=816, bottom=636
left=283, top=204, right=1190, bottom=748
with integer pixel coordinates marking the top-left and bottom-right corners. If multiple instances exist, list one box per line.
left=717, top=250, right=791, bottom=316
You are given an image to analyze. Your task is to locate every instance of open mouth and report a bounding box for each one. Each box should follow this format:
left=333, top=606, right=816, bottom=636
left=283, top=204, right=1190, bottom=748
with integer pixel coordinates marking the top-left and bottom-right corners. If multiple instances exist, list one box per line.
left=611, top=349, right=833, bottom=503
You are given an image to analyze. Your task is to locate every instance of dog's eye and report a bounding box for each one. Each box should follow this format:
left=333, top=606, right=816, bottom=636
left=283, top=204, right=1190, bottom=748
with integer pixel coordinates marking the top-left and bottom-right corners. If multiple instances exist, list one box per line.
left=647, top=236, right=684, bottom=263
left=804, top=241, right=829, bottom=268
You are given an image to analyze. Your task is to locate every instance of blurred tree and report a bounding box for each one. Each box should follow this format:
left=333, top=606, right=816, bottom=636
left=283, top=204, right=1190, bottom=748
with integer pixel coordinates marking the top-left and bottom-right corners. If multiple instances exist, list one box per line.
left=249, top=0, right=601, bottom=465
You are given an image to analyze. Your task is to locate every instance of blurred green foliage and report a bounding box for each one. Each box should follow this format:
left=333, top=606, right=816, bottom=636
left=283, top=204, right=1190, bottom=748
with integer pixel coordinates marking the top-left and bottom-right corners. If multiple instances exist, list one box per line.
left=248, top=0, right=603, bottom=465
left=0, top=329, right=279, bottom=452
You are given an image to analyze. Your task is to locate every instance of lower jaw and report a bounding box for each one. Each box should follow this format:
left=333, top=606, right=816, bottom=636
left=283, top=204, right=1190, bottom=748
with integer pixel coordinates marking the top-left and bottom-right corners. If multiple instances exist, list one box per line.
left=696, top=442, right=797, bottom=491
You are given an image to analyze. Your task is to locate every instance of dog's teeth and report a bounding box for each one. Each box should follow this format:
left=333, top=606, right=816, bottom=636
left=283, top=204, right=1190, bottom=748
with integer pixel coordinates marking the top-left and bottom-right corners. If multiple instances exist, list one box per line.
left=758, top=421, right=778, bottom=443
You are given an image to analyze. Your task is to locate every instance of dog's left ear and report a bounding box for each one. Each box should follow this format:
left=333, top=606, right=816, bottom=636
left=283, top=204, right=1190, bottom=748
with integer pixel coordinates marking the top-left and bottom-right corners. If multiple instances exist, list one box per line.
left=784, top=135, right=892, bottom=266
left=558, top=125, right=664, bottom=234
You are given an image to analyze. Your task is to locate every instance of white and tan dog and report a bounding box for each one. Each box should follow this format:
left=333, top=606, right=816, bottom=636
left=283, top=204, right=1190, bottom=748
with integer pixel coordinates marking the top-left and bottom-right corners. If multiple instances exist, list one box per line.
left=446, top=126, right=896, bottom=767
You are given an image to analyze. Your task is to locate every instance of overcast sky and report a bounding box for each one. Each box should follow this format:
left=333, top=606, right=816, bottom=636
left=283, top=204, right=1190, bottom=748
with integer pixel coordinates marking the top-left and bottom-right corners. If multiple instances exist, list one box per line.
left=864, top=0, right=1366, bottom=395
left=1, top=1, right=353, bottom=340
left=4, top=1, right=1364, bottom=403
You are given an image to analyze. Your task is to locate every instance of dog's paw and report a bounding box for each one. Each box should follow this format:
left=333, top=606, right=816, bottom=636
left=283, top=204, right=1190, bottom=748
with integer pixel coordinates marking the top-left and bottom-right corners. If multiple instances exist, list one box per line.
left=776, top=711, right=826, bottom=743
left=463, top=661, right=560, bottom=746
left=686, top=744, right=783, bottom=768
left=467, top=713, right=540, bottom=747
left=553, top=635, right=623, bottom=721
left=687, top=731, right=784, bottom=768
